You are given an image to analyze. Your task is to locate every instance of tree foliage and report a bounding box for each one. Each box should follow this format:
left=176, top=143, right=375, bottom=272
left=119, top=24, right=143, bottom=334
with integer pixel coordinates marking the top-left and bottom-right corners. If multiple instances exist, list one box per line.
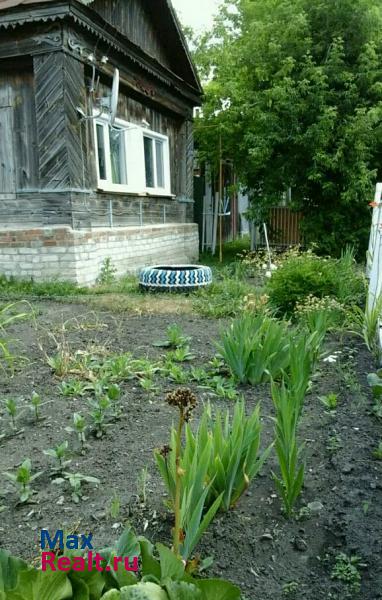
left=192, top=0, right=382, bottom=255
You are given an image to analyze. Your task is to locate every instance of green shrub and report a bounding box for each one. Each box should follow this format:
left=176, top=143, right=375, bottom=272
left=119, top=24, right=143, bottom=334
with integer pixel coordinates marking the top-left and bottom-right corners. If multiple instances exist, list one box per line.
left=193, top=278, right=254, bottom=318
left=266, top=249, right=365, bottom=316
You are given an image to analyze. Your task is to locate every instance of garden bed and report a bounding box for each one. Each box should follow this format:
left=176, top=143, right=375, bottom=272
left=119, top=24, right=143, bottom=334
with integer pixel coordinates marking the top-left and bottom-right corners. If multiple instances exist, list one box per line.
left=0, top=301, right=381, bottom=599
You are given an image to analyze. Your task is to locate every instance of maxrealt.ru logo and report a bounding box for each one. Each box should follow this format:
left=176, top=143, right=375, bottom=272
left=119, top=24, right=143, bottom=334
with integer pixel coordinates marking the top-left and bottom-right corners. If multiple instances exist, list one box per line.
left=40, top=530, right=139, bottom=573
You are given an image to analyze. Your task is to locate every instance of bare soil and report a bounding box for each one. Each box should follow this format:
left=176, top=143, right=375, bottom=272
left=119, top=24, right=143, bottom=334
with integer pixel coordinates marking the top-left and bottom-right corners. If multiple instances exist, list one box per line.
left=0, top=301, right=381, bottom=600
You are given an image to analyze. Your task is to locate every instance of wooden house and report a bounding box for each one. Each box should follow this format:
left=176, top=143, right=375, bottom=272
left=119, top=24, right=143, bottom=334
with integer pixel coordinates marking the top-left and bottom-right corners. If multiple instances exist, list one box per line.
left=0, top=0, right=201, bottom=284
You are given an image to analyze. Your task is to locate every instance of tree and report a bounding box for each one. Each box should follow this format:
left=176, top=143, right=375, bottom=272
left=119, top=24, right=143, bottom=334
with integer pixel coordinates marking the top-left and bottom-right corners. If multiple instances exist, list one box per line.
left=193, top=0, right=382, bottom=255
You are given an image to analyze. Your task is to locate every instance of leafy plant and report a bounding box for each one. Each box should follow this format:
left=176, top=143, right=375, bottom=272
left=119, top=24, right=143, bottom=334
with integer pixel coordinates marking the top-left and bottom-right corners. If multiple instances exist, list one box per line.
left=272, top=381, right=305, bottom=517
left=59, top=472, right=100, bottom=503
left=30, top=392, right=50, bottom=422
left=167, top=346, right=195, bottom=363
left=97, top=257, right=117, bottom=286
left=4, top=398, right=20, bottom=431
left=372, top=441, right=382, bottom=460
left=319, top=393, right=338, bottom=411
left=0, top=526, right=241, bottom=599
left=108, top=491, right=122, bottom=520
left=331, top=553, right=363, bottom=594
left=155, top=389, right=221, bottom=560
left=107, top=383, right=122, bottom=418
left=43, top=441, right=71, bottom=471
left=217, top=313, right=291, bottom=384
left=349, top=292, right=382, bottom=359
left=200, top=375, right=240, bottom=400
left=3, top=458, right=43, bottom=503
left=140, top=378, right=159, bottom=395
left=157, top=400, right=271, bottom=519
left=153, top=324, right=191, bottom=349
left=65, top=413, right=88, bottom=451
left=58, top=379, right=91, bottom=398
left=367, top=371, right=382, bottom=418
left=164, top=363, right=189, bottom=384
left=89, top=396, right=111, bottom=438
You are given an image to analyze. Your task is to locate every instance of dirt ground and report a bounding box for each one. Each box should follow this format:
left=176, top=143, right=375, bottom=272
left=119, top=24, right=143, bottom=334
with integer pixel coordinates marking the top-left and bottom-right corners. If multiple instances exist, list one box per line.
left=0, top=301, right=381, bottom=600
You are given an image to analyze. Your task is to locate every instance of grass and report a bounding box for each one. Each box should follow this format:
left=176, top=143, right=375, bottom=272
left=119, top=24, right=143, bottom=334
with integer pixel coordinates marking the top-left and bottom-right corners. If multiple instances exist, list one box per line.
left=0, top=240, right=254, bottom=317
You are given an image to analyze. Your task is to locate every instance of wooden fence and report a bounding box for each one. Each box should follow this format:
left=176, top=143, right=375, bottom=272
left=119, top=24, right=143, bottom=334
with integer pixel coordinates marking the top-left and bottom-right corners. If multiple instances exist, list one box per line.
left=267, top=207, right=302, bottom=247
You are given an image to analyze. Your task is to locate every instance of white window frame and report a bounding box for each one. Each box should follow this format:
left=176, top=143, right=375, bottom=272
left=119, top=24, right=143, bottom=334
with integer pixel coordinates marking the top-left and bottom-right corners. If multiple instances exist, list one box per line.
left=93, top=114, right=172, bottom=197
left=143, top=131, right=171, bottom=195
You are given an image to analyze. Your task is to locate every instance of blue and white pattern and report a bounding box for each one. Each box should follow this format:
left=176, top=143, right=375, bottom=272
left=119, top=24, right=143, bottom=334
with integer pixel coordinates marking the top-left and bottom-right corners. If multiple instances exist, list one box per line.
left=139, top=265, right=213, bottom=291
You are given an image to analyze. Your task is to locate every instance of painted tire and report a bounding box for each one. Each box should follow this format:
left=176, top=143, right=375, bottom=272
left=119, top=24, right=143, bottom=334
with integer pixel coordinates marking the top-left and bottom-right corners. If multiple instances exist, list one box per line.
left=139, top=265, right=213, bottom=292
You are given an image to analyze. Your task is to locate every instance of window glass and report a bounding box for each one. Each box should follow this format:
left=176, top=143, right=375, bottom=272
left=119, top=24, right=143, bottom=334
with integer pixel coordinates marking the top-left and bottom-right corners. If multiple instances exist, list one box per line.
left=155, top=139, right=165, bottom=188
left=109, top=127, right=127, bottom=185
left=96, top=123, right=107, bottom=180
left=144, top=136, right=154, bottom=188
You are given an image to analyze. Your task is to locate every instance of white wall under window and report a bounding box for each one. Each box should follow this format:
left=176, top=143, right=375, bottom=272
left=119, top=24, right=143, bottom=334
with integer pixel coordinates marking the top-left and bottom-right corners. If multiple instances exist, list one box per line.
left=94, top=115, right=172, bottom=196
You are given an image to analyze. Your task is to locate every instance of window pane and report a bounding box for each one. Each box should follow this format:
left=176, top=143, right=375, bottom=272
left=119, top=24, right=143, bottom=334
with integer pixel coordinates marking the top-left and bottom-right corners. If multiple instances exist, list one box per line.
left=144, top=136, right=154, bottom=187
left=109, top=127, right=127, bottom=185
left=155, top=139, right=165, bottom=188
left=96, top=123, right=107, bottom=180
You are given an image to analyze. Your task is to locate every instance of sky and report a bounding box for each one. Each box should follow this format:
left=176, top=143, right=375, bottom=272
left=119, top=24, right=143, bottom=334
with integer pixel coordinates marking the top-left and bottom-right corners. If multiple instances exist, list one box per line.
left=171, top=0, right=220, bottom=32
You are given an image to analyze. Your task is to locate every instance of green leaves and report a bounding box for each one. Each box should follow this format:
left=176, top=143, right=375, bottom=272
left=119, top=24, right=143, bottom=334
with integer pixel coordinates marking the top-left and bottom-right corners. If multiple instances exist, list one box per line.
left=3, top=459, right=43, bottom=504
left=155, top=400, right=270, bottom=557
left=272, top=381, right=305, bottom=517
left=217, top=314, right=291, bottom=385
left=6, top=569, right=72, bottom=600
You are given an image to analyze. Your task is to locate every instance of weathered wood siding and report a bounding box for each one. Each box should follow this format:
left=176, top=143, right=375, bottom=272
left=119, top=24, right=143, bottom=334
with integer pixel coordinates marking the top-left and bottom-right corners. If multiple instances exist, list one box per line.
left=90, top=0, right=172, bottom=70
left=34, top=52, right=85, bottom=189
left=0, top=65, right=37, bottom=193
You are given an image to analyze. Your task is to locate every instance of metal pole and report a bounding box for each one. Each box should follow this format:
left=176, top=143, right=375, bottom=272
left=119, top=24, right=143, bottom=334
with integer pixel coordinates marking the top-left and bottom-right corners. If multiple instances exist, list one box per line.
left=219, top=134, right=223, bottom=263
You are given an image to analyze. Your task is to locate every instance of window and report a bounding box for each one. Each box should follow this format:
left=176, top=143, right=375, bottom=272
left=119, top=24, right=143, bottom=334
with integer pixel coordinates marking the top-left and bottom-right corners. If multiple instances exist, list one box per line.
left=94, top=114, right=171, bottom=195
left=144, top=136, right=165, bottom=189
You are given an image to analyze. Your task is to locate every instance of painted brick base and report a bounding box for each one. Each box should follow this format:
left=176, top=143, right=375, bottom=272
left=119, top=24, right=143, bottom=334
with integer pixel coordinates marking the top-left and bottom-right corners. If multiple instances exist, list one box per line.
left=0, top=224, right=199, bottom=286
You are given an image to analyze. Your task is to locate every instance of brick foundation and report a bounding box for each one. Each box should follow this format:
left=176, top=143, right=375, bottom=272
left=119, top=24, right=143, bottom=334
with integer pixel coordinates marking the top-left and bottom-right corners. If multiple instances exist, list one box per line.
left=0, top=224, right=199, bottom=286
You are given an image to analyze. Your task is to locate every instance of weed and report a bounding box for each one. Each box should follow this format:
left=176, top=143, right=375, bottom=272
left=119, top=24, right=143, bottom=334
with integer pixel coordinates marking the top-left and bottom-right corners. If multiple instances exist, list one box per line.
left=58, top=379, right=91, bottom=398
left=65, top=413, right=88, bottom=451
left=165, top=363, right=189, bottom=384
left=190, top=366, right=209, bottom=384
left=3, top=459, right=43, bottom=503
left=60, top=472, right=100, bottom=503
left=43, top=441, right=71, bottom=471
left=200, top=375, right=239, bottom=400
left=320, top=393, right=338, bottom=411
left=167, top=346, right=195, bottom=363
left=153, top=324, right=191, bottom=349
left=282, top=581, right=299, bottom=596
left=108, top=491, right=121, bottom=520
left=4, top=398, right=19, bottom=431
left=326, top=434, right=343, bottom=453
left=372, top=441, right=382, bottom=460
left=29, top=391, right=50, bottom=422
left=140, top=378, right=159, bottom=395
left=96, top=257, right=117, bottom=286
left=106, top=383, right=122, bottom=418
left=88, top=396, right=111, bottom=438
left=137, top=466, right=150, bottom=504
left=331, top=553, right=363, bottom=593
